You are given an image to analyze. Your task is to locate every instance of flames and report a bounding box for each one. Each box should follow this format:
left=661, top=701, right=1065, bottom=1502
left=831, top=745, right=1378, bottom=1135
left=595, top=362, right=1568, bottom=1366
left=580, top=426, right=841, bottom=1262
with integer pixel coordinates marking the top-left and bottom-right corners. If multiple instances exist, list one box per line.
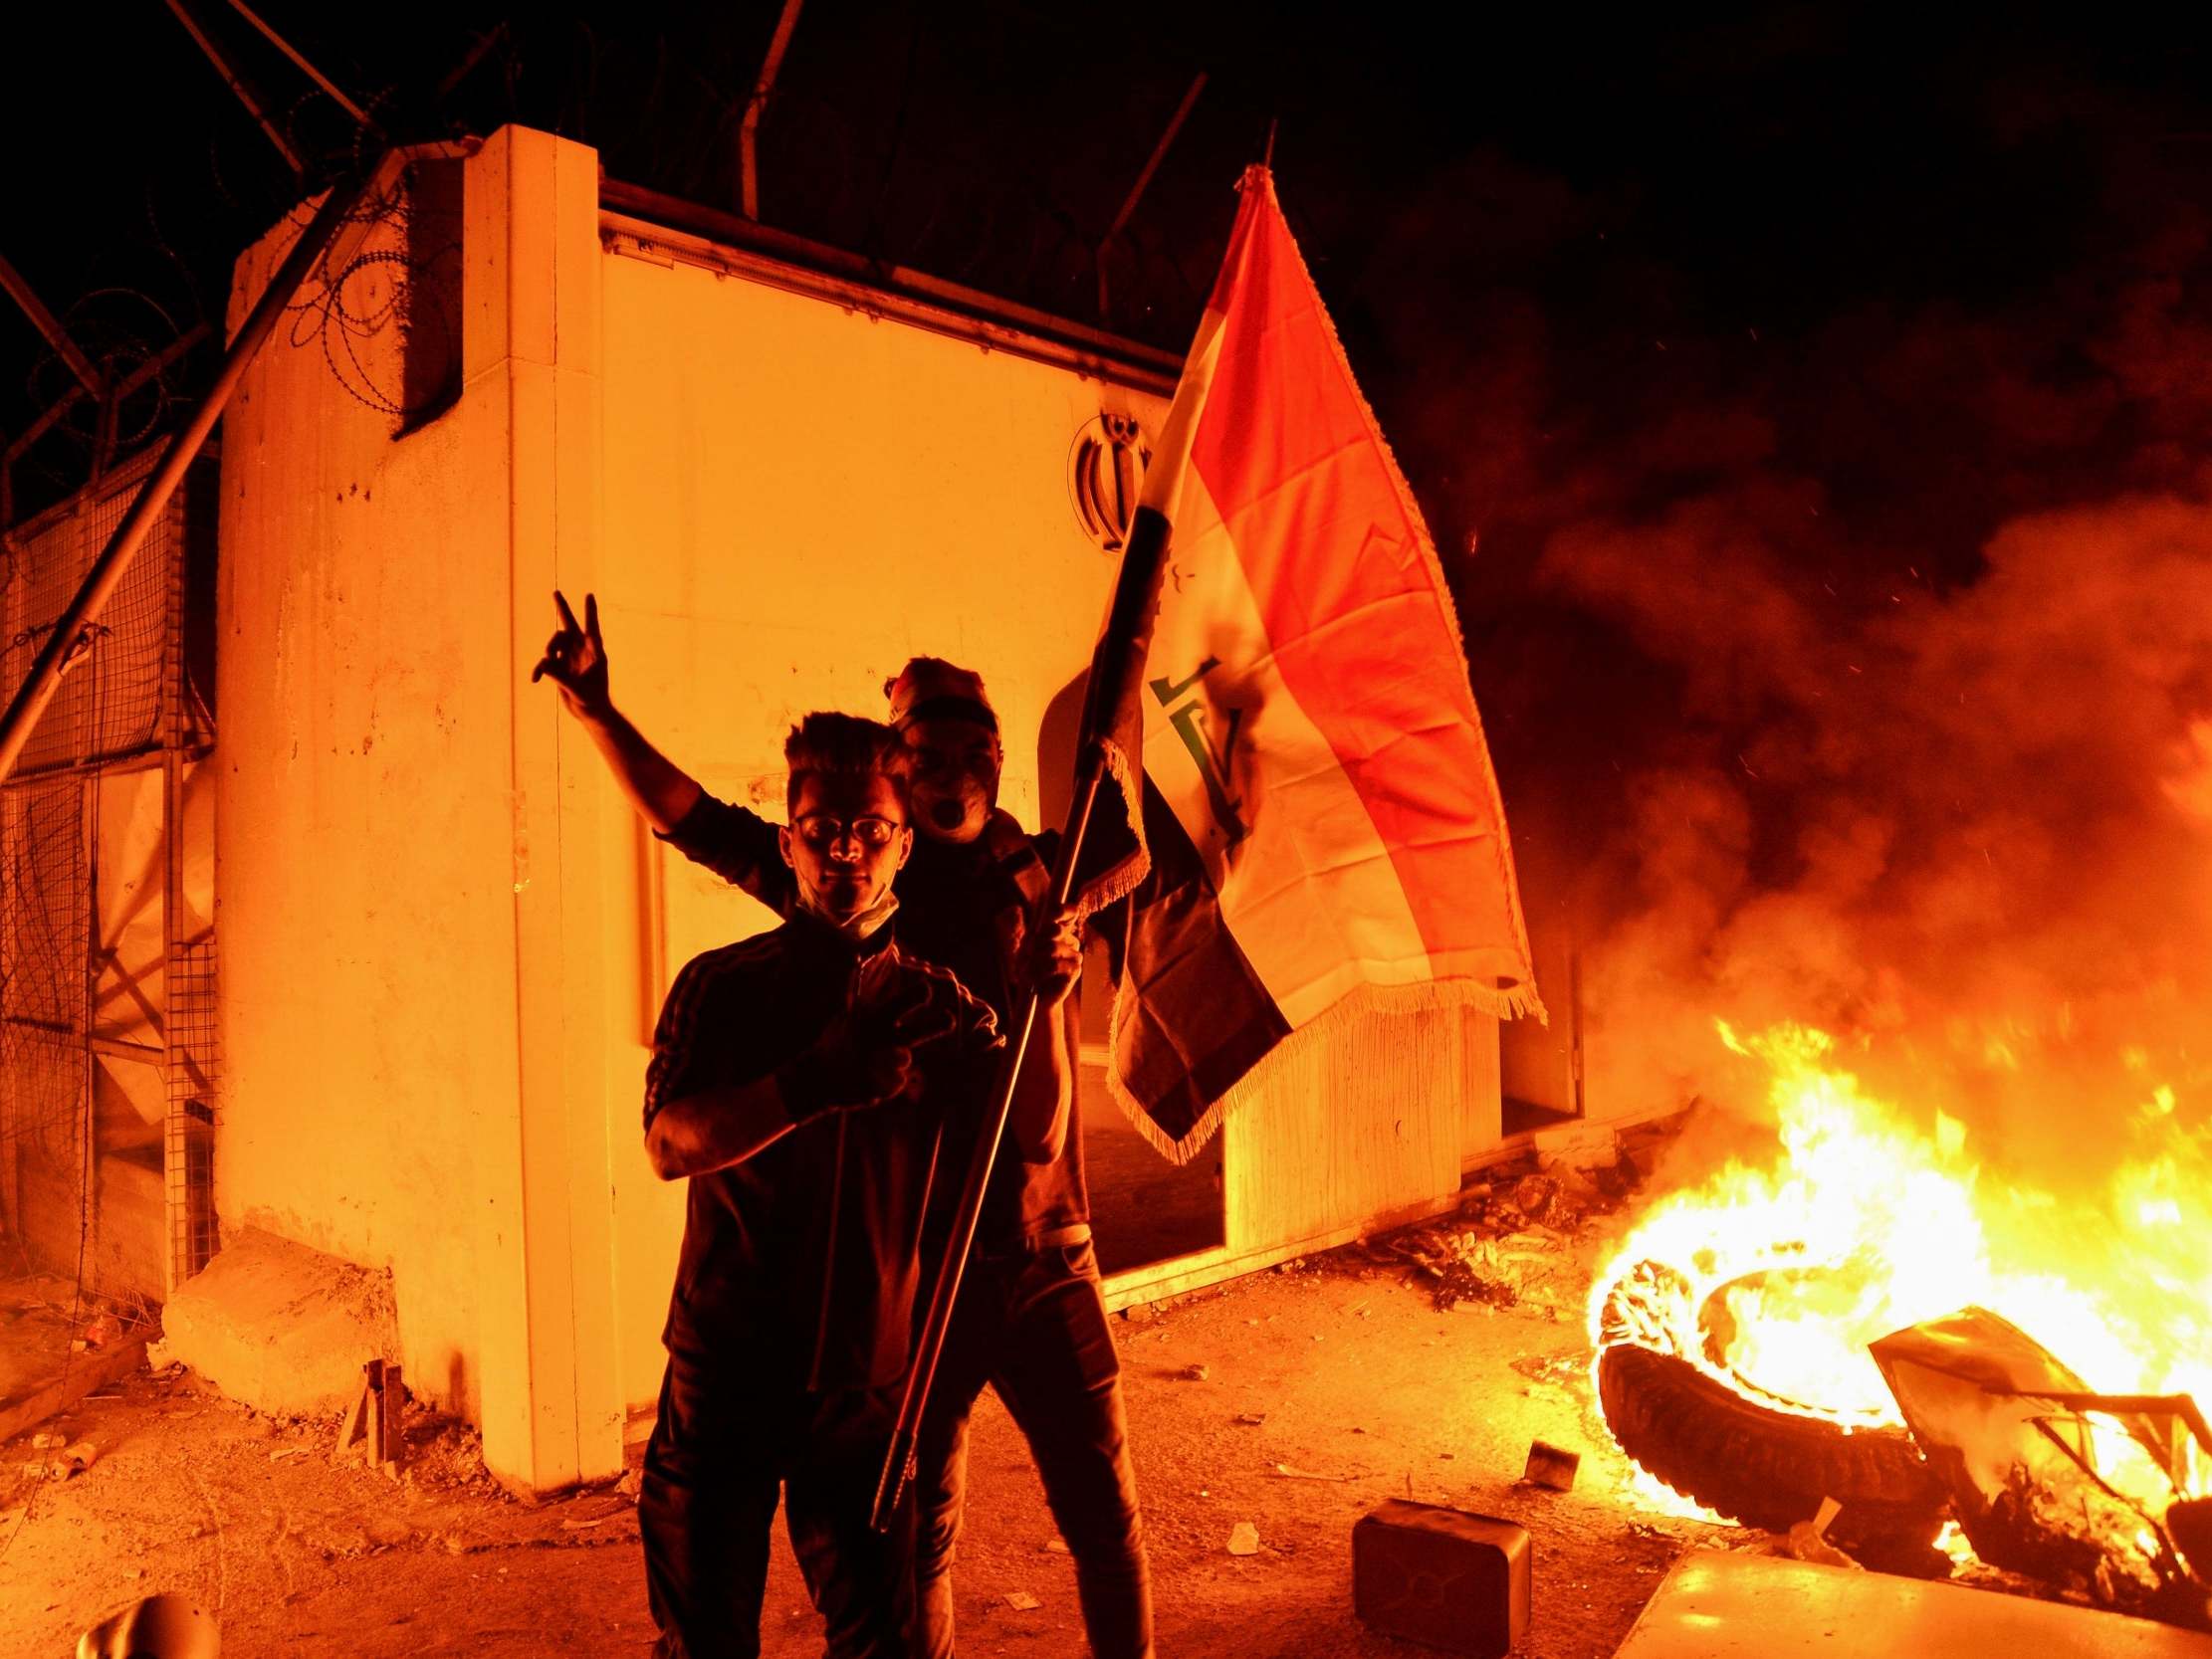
left=1591, top=1020, right=2212, bottom=1501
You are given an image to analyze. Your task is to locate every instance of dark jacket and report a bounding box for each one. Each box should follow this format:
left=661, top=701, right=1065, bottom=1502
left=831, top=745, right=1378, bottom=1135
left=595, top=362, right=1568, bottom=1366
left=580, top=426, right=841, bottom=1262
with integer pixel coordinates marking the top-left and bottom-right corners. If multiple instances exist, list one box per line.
left=660, top=793, right=1092, bottom=1250
left=645, top=911, right=1000, bottom=1388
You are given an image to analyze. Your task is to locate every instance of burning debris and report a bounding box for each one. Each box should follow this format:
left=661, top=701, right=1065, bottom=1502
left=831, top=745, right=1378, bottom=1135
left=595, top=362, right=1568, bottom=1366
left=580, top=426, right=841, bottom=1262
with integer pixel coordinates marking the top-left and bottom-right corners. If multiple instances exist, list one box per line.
left=1588, top=1022, right=2212, bottom=1625
left=1873, top=1309, right=2212, bottom=1626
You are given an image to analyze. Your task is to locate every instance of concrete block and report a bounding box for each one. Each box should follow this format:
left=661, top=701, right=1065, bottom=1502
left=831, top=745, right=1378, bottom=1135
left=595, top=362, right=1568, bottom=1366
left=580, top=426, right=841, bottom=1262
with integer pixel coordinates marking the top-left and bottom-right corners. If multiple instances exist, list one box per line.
left=1353, top=1500, right=1531, bottom=1656
left=159, top=1227, right=398, bottom=1415
left=1522, top=1439, right=1581, bottom=1490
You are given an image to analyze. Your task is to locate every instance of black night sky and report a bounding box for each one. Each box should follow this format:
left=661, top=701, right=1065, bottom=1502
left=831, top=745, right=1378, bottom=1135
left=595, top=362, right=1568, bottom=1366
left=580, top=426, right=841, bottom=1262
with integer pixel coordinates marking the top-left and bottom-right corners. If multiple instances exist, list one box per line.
left=15, top=7, right=2211, bottom=545
left=12, top=4, right=2212, bottom=1134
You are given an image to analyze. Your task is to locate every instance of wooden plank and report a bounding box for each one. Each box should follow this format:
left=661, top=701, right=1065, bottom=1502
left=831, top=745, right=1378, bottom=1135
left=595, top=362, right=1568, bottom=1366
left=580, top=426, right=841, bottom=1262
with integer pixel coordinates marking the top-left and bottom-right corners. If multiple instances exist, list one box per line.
left=1104, top=1088, right=1689, bottom=1311
left=0, top=1338, right=146, bottom=1444
left=1501, top=914, right=1581, bottom=1116
left=14, top=1137, right=88, bottom=1276
left=89, top=1035, right=163, bottom=1065
left=1461, top=1007, right=1503, bottom=1157
left=1459, top=1096, right=1689, bottom=1178
left=1223, top=1004, right=1462, bottom=1255
left=92, top=1155, right=166, bottom=1302
left=1082, top=1069, right=1221, bottom=1276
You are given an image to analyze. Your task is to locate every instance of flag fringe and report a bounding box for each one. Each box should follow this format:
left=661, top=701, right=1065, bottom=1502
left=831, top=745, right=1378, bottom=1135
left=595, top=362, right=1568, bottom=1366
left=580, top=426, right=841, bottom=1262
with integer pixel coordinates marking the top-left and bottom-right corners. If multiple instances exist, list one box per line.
left=1101, top=1056, right=1229, bottom=1169
left=1101, top=973, right=1546, bottom=1167
left=1070, top=736, right=1151, bottom=920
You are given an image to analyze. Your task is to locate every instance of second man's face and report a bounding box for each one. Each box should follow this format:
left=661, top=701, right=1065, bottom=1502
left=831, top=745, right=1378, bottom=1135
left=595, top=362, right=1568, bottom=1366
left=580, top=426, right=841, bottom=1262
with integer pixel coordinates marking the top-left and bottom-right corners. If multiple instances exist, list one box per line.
left=782, top=771, right=913, bottom=923
left=903, top=717, right=1002, bottom=844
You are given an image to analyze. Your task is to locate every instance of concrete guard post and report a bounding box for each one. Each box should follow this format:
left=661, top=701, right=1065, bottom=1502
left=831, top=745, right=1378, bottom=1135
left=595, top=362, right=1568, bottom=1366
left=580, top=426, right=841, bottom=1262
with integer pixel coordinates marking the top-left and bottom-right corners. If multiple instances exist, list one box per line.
left=213, top=126, right=621, bottom=1498
left=465, top=126, right=623, bottom=1494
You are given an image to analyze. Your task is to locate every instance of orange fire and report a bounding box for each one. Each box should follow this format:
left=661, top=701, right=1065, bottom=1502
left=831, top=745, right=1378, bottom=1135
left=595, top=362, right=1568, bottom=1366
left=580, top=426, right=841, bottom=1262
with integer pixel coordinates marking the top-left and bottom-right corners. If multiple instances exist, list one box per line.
left=1591, top=1020, right=2212, bottom=1511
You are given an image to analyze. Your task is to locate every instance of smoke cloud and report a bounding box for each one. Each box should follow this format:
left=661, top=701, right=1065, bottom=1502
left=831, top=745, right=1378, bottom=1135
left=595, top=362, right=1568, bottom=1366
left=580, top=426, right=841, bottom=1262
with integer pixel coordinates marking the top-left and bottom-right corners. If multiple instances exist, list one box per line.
left=1552, top=492, right=2212, bottom=1177
left=1350, top=98, right=2212, bottom=1190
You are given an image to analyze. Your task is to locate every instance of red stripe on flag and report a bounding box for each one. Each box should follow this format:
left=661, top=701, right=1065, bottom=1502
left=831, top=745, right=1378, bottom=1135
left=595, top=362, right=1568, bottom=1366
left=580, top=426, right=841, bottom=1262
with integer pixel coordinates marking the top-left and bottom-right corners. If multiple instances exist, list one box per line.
left=1188, top=176, right=1522, bottom=971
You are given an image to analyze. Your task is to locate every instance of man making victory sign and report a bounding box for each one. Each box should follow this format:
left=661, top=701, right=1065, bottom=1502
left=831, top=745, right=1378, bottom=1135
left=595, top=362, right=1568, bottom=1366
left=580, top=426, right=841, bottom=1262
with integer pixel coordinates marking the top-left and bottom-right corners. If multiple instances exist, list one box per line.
left=536, top=592, right=1153, bottom=1659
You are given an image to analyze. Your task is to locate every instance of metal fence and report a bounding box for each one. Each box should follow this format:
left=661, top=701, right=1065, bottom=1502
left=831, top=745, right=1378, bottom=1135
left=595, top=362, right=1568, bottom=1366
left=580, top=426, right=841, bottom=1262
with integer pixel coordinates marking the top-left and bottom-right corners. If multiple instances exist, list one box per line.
left=0, top=776, right=87, bottom=1239
left=0, top=447, right=219, bottom=1293
left=3, top=464, right=179, bottom=773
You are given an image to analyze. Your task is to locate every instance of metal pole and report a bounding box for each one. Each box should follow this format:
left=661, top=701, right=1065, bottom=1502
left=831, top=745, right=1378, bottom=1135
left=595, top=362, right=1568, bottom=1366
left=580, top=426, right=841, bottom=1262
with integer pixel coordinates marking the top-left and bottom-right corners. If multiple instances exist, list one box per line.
left=433, top=22, right=510, bottom=104
left=0, top=255, right=105, bottom=401
left=1097, top=72, right=1207, bottom=320
left=872, top=505, right=1173, bottom=1532
left=223, top=0, right=376, bottom=131
left=741, top=0, right=806, bottom=219
left=0, top=166, right=378, bottom=785
left=161, top=0, right=307, bottom=178
left=2, top=324, right=212, bottom=537
left=870, top=759, right=1106, bottom=1534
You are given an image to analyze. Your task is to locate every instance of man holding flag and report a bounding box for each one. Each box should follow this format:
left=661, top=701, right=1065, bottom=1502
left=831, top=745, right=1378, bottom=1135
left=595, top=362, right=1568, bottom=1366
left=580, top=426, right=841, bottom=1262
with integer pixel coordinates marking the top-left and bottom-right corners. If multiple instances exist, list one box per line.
left=1074, top=162, right=1545, bottom=1162
left=878, top=157, right=1541, bottom=1645
left=536, top=154, right=1539, bottom=1658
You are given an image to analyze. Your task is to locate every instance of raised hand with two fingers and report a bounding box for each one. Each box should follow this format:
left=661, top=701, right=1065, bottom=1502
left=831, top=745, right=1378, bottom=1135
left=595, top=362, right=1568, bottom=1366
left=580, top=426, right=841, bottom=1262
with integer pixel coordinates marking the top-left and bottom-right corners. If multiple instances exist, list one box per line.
left=531, top=590, right=610, bottom=719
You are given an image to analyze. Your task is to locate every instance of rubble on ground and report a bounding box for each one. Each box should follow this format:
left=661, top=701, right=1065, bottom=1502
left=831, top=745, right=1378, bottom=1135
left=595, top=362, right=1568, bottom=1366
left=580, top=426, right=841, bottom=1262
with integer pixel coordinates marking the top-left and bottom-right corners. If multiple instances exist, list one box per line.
left=1366, top=1154, right=1614, bottom=1313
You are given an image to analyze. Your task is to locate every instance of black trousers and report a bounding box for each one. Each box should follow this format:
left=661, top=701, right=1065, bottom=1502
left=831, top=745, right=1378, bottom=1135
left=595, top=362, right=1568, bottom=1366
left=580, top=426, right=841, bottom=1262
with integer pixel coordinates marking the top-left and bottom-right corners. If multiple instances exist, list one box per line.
left=915, top=1240, right=1153, bottom=1659
left=640, top=1346, right=915, bottom=1659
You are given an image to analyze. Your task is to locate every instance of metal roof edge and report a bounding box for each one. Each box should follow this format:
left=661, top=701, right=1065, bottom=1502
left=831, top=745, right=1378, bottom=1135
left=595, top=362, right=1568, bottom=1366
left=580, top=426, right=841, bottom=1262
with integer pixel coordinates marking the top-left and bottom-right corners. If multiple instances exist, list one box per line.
left=600, top=178, right=1183, bottom=398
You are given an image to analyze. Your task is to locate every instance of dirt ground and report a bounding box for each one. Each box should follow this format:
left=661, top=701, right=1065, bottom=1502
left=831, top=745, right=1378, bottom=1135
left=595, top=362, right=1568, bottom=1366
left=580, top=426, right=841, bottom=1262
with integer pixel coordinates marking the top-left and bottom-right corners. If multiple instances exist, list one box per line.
left=0, top=1188, right=1741, bottom=1658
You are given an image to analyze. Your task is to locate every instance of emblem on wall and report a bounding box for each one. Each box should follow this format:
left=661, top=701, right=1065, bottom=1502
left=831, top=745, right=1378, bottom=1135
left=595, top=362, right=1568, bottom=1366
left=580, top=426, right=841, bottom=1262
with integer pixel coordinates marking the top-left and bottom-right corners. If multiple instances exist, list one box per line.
left=1067, top=412, right=1150, bottom=553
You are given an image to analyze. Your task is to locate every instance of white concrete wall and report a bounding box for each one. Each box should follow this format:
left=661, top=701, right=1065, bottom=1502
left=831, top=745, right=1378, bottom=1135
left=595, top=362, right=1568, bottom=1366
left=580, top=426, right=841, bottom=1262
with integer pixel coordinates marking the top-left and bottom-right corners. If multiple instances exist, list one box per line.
left=216, top=129, right=619, bottom=1491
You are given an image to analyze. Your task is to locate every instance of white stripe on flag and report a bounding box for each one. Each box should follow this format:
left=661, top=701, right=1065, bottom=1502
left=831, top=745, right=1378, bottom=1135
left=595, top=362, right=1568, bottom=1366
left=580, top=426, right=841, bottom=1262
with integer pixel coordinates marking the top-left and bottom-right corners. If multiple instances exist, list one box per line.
left=1145, top=457, right=1437, bottom=1030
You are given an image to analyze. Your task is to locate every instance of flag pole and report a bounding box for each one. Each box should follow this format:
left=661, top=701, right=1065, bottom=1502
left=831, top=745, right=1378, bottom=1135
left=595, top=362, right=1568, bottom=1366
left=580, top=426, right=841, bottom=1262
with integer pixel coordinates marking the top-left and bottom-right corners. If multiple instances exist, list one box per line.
left=871, top=504, right=1172, bottom=1533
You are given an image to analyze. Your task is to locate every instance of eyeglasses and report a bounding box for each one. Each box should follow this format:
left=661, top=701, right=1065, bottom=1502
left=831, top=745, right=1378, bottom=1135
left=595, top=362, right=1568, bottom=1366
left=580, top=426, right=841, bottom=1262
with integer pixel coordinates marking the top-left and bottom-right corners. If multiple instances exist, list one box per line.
left=792, top=813, right=905, bottom=850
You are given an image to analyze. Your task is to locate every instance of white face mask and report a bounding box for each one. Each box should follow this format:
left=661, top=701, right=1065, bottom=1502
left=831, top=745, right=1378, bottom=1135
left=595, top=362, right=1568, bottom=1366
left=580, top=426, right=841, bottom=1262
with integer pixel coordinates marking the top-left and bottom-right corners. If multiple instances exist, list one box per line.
left=796, top=885, right=900, bottom=942
left=911, top=773, right=992, bottom=844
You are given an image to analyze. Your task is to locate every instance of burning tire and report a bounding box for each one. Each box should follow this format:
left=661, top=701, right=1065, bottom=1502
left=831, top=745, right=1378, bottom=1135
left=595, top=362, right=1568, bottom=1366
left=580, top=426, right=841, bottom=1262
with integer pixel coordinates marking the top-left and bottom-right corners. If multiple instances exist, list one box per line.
left=1595, top=1260, right=1948, bottom=1544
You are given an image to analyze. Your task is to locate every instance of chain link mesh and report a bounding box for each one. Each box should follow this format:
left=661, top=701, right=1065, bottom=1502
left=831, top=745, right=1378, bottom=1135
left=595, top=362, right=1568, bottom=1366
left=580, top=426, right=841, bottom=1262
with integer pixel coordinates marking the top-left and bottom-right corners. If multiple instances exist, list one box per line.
left=2, top=452, right=216, bottom=1292
left=0, top=777, right=88, bottom=1175
left=164, top=935, right=220, bottom=1281
left=3, top=472, right=179, bottom=773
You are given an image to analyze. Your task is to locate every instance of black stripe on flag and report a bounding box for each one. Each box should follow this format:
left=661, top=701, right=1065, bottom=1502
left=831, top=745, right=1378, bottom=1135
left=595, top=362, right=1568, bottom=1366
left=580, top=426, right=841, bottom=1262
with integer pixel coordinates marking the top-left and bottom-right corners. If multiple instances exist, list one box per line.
left=1106, top=778, right=1290, bottom=1157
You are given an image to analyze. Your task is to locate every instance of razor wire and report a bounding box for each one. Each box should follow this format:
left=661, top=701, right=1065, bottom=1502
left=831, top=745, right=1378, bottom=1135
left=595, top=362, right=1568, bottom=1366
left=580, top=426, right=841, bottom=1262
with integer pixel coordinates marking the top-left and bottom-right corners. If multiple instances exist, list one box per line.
left=259, top=86, right=471, bottom=424
left=7, top=11, right=1215, bottom=509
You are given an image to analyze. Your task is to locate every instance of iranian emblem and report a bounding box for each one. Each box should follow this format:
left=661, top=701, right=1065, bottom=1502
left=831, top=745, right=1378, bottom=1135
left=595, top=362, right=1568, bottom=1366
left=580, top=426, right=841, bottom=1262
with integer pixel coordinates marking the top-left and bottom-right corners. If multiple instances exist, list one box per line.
left=1067, top=412, right=1149, bottom=553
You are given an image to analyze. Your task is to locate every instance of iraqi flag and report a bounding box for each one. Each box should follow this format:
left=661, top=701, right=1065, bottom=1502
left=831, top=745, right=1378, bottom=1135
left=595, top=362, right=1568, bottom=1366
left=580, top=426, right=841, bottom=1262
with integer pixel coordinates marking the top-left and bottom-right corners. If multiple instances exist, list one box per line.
left=1085, top=166, right=1545, bottom=1163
